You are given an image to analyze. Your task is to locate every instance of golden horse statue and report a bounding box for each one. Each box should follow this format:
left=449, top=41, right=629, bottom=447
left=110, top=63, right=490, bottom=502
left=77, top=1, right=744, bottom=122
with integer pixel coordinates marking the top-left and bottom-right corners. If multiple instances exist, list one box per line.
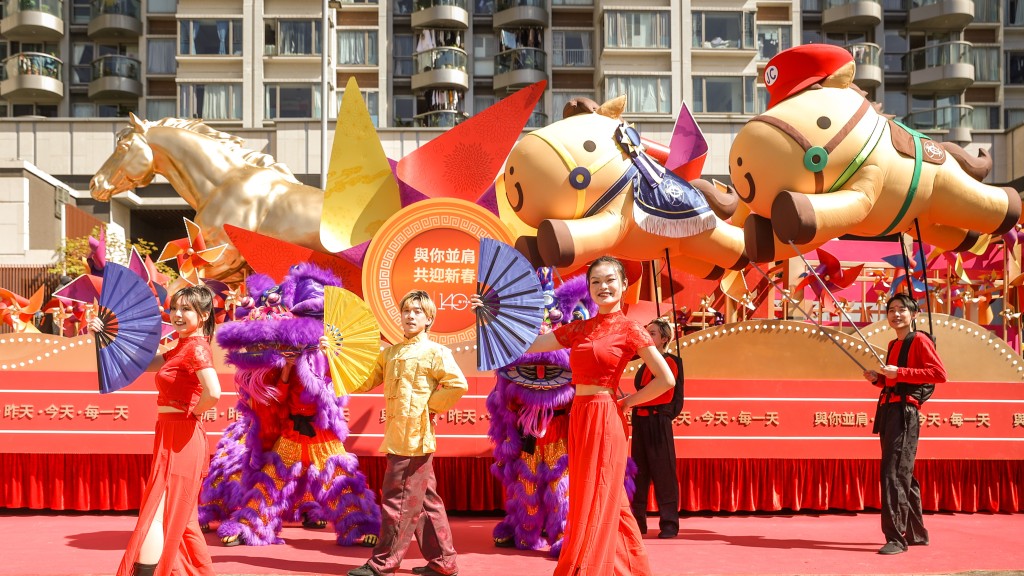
left=90, top=114, right=327, bottom=281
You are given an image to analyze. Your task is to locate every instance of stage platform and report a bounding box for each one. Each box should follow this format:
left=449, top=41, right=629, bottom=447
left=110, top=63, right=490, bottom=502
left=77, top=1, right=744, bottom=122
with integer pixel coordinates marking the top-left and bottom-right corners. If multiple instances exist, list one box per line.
left=1, top=510, right=1020, bottom=576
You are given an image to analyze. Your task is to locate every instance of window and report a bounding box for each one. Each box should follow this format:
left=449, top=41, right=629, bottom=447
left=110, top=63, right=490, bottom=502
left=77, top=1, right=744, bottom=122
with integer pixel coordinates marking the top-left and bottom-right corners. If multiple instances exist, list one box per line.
left=394, top=34, right=414, bottom=76
left=1007, top=51, right=1024, bottom=84
left=975, top=0, right=999, bottom=22
left=72, top=0, right=90, bottom=24
left=971, top=105, right=999, bottom=130
left=693, top=12, right=754, bottom=50
left=605, top=76, right=671, bottom=114
left=336, top=88, right=379, bottom=126
left=147, top=99, right=176, bottom=120
left=147, top=38, right=175, bottom=74
left=552, top=30, right=591, bottom=66
left=605, top=11, right=670, bottom=49
left=474, top=94, right=496, bottom=114
left=337, top=30, right=378, bottom=65
left=1010, top=0, right=1024, bottom=25
left=884, top=29, right=908, bottom=73
left=801, top=0, right=823, bottom=12
left=1007, top=108, right=1024, bottom=129
left=756, top=85, right=769, bottom=113
left=72, top=43, right=95, bottom=84
left=393, top=95, right=416, bottom=127
left=395, top=0, right=413, bottom=14
left=72, top=102, right=137, bottom=118
left=473, top=33, right=496, bottom=76
left=692, top=76, right=756, bottom=114
left=267, top=20, right=321, bottom=56
left=884, top=90, right=908, bottom=119
left=552, top=91, right=596, bottom=118
left=12, top=103, right=58, bottom=117
left=474, top=0, right=494, bottom=14
left=757, top=25, right=790, bottom=60
left=974, top=46, right=1000, bottom=82
left=180, top=83, right=242, bottom=119
left=179, top=20, right=243, bottom=55
left=148, top=0, right=176, bottom=13
left=266, top=84, right=321, bottom=119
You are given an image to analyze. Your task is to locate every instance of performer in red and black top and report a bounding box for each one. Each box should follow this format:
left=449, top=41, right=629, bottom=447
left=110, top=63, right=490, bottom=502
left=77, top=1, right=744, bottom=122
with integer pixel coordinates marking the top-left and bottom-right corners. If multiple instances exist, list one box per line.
left=630, top=317, right=684, bottom=539
left=863, top=293, right=946, bottom=556
left=94, top=285, right=221, bottom=576
left=475, top=256, right=675, bottom=576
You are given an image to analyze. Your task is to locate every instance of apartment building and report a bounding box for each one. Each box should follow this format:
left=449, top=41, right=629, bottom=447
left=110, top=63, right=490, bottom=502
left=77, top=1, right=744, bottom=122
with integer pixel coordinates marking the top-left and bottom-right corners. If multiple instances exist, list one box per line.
left=0, top=0, right=1021, bottom=264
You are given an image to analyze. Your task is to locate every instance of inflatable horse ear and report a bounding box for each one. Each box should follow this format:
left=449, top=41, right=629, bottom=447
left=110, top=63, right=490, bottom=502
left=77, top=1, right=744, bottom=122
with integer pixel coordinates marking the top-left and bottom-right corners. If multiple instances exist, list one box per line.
left=501, top=95, right=748, bottom=280
left=730, top=44, right=1021, bottom=263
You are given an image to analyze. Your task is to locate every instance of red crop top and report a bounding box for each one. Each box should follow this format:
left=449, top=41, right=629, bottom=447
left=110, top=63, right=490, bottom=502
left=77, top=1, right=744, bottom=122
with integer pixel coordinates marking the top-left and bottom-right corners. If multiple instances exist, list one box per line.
left=155, top=336, right=214, bottom=413
left=553, top=311, right=654, bottom=388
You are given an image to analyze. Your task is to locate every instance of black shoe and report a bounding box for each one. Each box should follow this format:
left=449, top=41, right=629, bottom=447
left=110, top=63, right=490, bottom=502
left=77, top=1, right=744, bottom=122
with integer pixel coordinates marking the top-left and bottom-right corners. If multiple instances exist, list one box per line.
left=878, top=541, right=907, bottom=555
left=347, top=563, right=382, bottom=576
left=657, top=531, right=678, bottom=539
left=908, top=539, right=929, bottom=546
left=412, top=567, right=458, bottom=576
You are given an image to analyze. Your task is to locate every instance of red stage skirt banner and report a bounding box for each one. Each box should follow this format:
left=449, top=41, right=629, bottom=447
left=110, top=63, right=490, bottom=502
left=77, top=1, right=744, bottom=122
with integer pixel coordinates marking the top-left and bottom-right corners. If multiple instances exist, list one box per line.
left=1, top=334, right=1022, bottom=459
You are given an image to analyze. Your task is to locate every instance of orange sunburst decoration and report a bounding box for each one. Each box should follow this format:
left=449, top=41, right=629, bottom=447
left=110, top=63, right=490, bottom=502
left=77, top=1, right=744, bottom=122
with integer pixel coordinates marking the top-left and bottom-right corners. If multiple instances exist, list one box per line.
left=157, top=217, right=228, bottom=285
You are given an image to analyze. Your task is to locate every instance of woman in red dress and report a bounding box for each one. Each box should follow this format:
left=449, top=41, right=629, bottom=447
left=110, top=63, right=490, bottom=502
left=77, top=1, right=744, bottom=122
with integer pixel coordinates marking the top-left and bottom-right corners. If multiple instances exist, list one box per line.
left=478, top=256, right=674, bottom=575
left=96, top=285, right=221, bottom=576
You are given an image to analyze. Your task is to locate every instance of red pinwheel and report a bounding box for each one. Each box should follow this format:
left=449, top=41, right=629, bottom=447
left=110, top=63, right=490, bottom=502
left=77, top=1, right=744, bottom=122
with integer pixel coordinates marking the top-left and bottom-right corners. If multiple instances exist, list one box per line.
left=0, top=286, right=45, bottom=332
left=796, top=248, right=865, bottom=298
left=157, top=218, right=228, bottom=285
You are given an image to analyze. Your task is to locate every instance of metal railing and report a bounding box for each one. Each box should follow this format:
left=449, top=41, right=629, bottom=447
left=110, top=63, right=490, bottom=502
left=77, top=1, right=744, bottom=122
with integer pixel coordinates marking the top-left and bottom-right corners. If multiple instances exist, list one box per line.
left=91, top=0, right=140, bottom=18
left=496, top=0, right=545, bottom=9
left=906, top=41, right=972, bottom=71
left=91, top=54, right=141, bottom=80
left=551, top=47, right=591, bottom=67
left=901, top=104, right=973, bottom=131
left=495, top=47, right=546, bottom=74
left=4, top=0, right=63, bottom=18
left=825, top=0, right=880, bottom=7
left=414, top=0, right=467, bottom=9
left=414, top=109, right=468, bottom=127
left=2, top=52, right=63, bottom=81
left=414, top=46, right=468, bottom=74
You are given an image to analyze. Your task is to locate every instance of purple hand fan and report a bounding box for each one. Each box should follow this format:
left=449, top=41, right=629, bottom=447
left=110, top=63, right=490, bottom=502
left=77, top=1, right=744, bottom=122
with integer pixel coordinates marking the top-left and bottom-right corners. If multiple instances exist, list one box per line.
left=94, top=263, right=162, bottom=394
left=475, top=238, right=545, bottom=371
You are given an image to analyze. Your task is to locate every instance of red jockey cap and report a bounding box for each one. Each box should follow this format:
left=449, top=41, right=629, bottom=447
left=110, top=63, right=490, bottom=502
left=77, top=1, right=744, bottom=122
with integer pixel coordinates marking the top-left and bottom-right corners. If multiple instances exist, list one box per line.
left=764, top=44, right=854, bottom=109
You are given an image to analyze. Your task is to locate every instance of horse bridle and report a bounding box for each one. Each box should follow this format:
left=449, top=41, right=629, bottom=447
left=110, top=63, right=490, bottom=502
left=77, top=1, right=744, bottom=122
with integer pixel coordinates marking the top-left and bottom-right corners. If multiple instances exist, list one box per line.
left=748, top=99, right=886, bottom=195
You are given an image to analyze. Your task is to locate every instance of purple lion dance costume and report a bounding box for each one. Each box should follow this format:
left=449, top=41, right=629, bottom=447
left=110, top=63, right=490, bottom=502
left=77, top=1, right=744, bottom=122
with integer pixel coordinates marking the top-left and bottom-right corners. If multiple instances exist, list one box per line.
left=197, top=263, right=381, bottom=547
left=488, top=271, right=636, bottom=556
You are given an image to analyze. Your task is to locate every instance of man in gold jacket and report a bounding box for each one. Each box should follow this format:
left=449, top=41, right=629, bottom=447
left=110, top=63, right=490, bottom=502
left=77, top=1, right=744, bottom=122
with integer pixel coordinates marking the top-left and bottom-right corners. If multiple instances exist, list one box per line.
left=348, top=290, right=468, bottom=576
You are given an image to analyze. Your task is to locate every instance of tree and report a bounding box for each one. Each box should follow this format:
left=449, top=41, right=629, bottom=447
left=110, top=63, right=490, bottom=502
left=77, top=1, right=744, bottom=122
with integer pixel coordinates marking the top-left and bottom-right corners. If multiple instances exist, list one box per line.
left=49, top=226, right=178, bottom=281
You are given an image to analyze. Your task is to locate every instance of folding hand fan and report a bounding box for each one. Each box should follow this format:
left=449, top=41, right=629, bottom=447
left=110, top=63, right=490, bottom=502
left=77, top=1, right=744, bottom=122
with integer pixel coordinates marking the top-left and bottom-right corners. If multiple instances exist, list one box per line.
left=94, top=263, right=162, bottom=394
left=323, top=286, right=380, bottom=396
left=475, top=238, right=546, bottom=371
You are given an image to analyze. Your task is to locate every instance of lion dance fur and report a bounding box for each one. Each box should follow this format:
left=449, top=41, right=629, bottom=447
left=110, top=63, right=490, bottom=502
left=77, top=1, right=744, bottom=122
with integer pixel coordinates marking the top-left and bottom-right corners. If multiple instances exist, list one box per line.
left=198, top=263, right=381, bottom=546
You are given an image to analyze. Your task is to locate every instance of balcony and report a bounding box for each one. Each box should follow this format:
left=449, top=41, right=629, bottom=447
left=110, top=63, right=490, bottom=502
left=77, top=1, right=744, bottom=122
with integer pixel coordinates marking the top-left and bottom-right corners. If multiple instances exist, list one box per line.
left=848, top=42, right=882, bottom=88
left=0, top=53, right=64, bottom=100
left=88, top=0, right=142, bottom=40
left=411, top=47, right=469, bottom=91
left=493, top=47, right=547, bottom=91
left=551, top=48, right=592, bottom=68
left=908, top=0, right=974, bottom=30
left=901, top=104, right=973, bottom=143
left=822, top=0, right=882, bottom=28
left=411, top=0, right=470, bottom=29
left=414, top=110, right=469, bottom=128
left=493, top=0, right=549, bottom=28
left=1, top=0, right=65, bottom=42
left=908, top=41, right=974, bottom=92
left=88, top=55, right=142, bottom=98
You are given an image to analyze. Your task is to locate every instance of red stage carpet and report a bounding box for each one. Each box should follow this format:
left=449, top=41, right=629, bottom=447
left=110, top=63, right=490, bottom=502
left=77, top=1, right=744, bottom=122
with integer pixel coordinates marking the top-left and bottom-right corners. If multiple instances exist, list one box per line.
left=1, top=510, right=1020, bottom=575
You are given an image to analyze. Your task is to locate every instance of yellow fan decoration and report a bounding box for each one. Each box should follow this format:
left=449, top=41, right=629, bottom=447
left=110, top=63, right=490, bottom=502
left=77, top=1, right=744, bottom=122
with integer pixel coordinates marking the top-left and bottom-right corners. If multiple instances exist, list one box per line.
left=323, top=286, right=381, bottom=396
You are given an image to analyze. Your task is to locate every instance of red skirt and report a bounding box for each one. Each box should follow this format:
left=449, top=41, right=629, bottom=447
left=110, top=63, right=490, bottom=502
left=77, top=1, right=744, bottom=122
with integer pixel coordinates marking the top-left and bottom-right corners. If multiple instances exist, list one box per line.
left=116, top=412, right=215, bottom=576
left=554, top=394, right=651, bottom=576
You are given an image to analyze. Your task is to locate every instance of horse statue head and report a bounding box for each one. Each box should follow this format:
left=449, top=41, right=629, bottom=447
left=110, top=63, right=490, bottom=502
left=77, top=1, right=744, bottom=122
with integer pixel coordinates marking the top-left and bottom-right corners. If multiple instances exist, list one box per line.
left=89, top=114, right=327, bottom=282
left=91, top=113, right=161, bottom=200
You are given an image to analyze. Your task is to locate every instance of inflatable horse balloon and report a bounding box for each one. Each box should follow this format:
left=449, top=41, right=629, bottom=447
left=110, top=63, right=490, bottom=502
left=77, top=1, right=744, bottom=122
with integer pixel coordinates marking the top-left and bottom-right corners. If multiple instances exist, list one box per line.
left=731, top=44, right=1022, bottom=263
left=500, top=96, right=748, bottom=280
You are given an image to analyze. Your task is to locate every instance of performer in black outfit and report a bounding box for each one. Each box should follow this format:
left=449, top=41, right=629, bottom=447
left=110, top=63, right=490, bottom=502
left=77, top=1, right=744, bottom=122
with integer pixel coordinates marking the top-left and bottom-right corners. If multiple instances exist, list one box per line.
left=630, top=317, right=685, bottom=539
left=863, top=293, right=947, bottom=555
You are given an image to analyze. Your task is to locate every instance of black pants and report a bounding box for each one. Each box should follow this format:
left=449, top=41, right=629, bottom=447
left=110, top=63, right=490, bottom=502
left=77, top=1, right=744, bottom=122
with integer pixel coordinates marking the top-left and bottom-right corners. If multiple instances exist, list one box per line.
left=878, top=403, right=928, bottom=547
left=630, top=413, right=679, bottom=535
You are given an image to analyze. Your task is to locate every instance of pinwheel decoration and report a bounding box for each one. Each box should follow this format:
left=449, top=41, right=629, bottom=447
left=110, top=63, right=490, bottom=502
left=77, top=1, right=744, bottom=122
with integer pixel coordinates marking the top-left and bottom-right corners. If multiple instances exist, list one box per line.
left=881, top=252, right=928, bottom=297
left=86, top=228, right=107, bottom=276
left=0, top=286, right=45, bottom=332
left=157, top=217, right=228, bottom=285
left=796, top=248, right=865, bottom=302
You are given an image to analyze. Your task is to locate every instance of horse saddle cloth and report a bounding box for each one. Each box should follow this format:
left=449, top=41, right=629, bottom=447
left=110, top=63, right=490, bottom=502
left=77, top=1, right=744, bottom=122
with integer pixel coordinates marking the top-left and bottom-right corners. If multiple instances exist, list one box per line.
left=888, top=119, right=946, bottom=166
left=631, top=170, right=716, bottom=239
